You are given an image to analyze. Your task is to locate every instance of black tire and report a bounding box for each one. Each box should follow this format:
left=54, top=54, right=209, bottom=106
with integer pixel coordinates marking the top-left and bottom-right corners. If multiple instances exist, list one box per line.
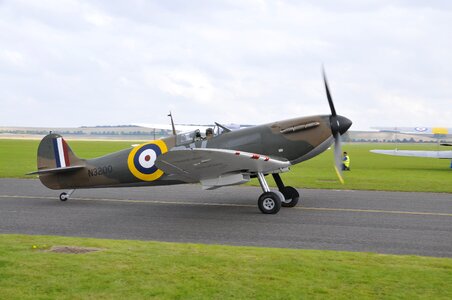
left=281, top=186, right=299, bottom=207
left=59, top=192, right=68, bottom=202
left=258, top=192, right=282, bottom=214
left=273, top=190, right=285, bottom=203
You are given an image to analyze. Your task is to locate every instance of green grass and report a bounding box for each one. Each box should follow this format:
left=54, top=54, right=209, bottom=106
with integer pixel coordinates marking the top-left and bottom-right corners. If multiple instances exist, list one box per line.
left=0, top=139, right=451, bottom=192
left=0, top=234, right=451, bottom=299
left=1, top=141, right=451, bottom=298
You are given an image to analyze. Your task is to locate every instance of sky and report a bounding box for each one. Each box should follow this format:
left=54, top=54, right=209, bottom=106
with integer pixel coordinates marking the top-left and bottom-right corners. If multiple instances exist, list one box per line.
left=0, top=0, right=451, bottom=130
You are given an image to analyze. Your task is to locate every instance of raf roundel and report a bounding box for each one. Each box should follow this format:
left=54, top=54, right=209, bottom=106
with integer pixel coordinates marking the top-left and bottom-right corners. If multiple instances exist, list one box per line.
left=127, top=140, right=168, bottom=181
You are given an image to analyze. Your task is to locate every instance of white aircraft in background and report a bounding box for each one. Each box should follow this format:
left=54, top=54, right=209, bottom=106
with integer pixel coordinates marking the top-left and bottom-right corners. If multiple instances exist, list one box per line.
left=370, top=147, right=452, bottom=159
left=370, top=126, right=452, bottom=168
left=371, top=126, right=452, bottom=137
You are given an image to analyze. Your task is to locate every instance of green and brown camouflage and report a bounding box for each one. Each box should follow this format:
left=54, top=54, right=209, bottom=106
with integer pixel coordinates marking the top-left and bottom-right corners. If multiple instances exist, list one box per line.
left=28, top=71, right=352, bottom=214
left=32, top=114, right=351, bottom=190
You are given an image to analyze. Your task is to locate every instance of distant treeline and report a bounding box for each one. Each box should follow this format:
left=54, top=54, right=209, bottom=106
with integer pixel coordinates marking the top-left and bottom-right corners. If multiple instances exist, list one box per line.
left=351, top=138, right=449, bottom=143
left=1, top=129, right=449, bottom=143
left=0, top=129, right=170, bottom=136
left=89, top=131, right=167, bottom=135
left=80, top=125, right=139, bottom=128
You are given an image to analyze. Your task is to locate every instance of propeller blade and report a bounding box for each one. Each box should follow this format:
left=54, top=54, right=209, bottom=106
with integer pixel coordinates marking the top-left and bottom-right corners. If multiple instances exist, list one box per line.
left=333, top=132, right=345, bottom=184
left=322, top=67, right=350, bottom=184
left=323, top=68, right=336, bottom=117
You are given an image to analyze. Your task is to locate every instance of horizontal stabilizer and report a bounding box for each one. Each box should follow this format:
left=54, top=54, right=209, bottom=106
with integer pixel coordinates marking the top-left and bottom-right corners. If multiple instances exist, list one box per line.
left=27, top=165, right=85, bottom=175
left=370, top=150, right=452, bottom=159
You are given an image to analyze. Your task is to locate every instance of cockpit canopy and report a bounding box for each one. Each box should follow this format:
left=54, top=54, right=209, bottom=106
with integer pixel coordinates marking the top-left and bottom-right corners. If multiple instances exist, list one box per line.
left=173, top=122, right=249, bottom=146
left=175, top=126, right=223, bottom=146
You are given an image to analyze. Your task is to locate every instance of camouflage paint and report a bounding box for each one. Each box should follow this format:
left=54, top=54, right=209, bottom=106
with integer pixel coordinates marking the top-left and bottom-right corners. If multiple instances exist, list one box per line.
left=34, top=114, right=349, bottom=190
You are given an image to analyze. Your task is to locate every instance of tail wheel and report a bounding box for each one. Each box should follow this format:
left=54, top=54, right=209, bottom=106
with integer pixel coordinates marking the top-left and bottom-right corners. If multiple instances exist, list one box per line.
left=281, top=186, right=299, bottom=207
left=258, top=192, right=281, bottom=214
left=59, top=193, right=68, bottom=201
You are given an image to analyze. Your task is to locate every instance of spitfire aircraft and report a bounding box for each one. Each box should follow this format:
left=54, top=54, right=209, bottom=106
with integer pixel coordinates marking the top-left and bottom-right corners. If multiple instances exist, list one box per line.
left=28, top=72, right=352, bottom=214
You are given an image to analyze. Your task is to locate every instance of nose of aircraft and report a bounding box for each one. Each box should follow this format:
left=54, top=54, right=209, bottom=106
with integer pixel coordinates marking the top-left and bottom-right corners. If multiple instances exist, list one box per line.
left=330, top=115, right=352, bottom=136
left=337, top=115, right=352, bottom=135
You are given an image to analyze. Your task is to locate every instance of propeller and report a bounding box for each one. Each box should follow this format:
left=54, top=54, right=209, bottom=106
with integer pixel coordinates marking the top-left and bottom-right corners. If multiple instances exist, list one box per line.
left=333, top=131, right=344, bottom=184
left=322, top=68, right=352, bottom=184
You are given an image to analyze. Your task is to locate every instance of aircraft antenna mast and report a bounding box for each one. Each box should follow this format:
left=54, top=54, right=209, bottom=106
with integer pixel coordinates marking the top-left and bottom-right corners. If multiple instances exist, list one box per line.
left=168, top=111, right=176, bottom=136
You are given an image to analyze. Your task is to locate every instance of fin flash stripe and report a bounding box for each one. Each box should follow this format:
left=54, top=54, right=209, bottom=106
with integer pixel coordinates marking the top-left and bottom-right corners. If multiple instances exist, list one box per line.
left=52, top=137, right=70, bottom=168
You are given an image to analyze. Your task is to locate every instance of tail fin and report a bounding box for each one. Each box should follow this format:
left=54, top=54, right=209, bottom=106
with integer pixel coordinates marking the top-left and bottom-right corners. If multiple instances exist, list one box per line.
left=30, top=134, right=85, bottom=174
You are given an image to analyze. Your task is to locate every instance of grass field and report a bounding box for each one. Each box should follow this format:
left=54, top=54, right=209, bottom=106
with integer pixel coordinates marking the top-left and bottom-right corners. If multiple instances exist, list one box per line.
left=1, top=138, right=451, bottom=192
left=0, top=234, right=451, bottom=299
left=1, top=140, right=451, bottom=298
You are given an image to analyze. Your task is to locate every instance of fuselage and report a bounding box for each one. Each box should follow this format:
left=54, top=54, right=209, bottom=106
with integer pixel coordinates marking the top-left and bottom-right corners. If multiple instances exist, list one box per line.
left=39, top=115, right=337, bottom=190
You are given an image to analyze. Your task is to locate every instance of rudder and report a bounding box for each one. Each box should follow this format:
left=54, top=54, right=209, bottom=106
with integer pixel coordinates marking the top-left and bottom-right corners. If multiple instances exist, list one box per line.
left=36, top=134, right=84, bottom=171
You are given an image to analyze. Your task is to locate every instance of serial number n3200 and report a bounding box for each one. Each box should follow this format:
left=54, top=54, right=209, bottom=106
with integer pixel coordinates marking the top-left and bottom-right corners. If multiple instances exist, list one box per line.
left=88, top=165, right=113, bottom=177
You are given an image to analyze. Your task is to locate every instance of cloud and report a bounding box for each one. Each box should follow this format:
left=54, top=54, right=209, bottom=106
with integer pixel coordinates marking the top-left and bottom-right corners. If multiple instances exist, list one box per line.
left=0, top=1, right=451, bottom=129
left=0, top=49, right=25, bottom=67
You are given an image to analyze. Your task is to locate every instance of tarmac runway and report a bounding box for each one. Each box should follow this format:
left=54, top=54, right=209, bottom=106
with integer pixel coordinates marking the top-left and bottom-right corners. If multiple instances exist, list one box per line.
left=0, top=178, right=451, bottom=257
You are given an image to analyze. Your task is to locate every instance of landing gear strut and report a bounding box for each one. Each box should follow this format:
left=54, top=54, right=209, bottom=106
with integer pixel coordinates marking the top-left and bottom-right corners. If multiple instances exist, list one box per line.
left=59, top=189, right=75, bottom=201
left=256, top=173, right=284, bottom=214
left=272, top=173, right=299, bottom=207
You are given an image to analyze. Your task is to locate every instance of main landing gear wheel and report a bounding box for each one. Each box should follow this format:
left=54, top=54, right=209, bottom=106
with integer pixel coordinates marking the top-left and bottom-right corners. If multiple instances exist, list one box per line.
left=256, top=172, right=283, bottom=214
left=272, top=173, right=300, bottom=208
left=258, top=192, right=282, bottom=214
left=281, top=186, right=299, bottom=208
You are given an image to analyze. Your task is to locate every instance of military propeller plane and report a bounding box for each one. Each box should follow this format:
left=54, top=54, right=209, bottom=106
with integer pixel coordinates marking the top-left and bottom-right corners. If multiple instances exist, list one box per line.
left=28, top=71, right=352, bottom=214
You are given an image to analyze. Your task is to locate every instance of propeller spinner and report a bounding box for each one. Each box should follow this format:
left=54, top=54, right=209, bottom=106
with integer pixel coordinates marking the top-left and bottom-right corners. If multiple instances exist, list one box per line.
left=322, top=69, right=352, bottom=183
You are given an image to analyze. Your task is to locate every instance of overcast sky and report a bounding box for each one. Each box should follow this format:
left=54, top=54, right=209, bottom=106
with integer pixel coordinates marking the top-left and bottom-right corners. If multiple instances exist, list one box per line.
left=0, top=1, right=451, bottom=130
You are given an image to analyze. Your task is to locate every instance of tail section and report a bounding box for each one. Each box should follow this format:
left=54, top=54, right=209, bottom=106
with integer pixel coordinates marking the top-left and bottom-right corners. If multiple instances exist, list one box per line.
left=28, top=134, right=85, bottom=176
left=28, top=134, right=86, bottom=189
left=38, top=134, right=84, bottom=170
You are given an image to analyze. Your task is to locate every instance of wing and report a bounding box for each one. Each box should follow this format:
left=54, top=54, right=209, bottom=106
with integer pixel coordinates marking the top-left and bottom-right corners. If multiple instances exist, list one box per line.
left=133, top=123, right=212, bottom=133
left=155, top=148, right=290, bottom=189
left=370, top=150, right=452, bottom=159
